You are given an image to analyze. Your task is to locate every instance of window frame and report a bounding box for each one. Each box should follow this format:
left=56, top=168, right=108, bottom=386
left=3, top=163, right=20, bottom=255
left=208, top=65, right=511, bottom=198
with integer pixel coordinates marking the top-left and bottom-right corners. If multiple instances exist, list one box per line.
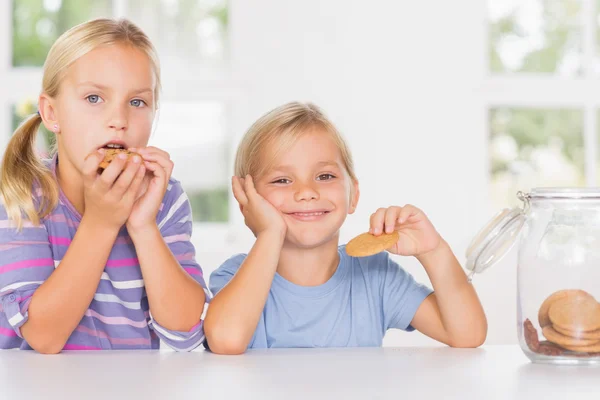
left=484, top=0, right=598, bottom=187
left=0, top=0, right=241, bottom=248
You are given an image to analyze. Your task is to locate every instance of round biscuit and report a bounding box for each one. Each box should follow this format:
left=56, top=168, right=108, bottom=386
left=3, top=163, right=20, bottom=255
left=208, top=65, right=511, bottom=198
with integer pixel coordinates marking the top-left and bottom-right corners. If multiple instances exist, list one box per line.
left=538, top=289, right=594, bottom=328
left=542, top=326, right=599, bottom=347
left=99, top=149, right=139, bottom=170
left=345, top=231, right=399, bottom=257
left=559, top=341, right=600, bottom=353
left=553, top=325, right=600, bottom=340
left=549, top=295, right=600, bottom=333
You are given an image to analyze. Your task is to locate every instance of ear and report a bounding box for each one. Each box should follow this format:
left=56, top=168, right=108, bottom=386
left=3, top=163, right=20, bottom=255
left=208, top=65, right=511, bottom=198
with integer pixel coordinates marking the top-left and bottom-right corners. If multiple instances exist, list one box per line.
left=348, top=179, right=360, bottom=214
left=239, top=204, right=244, bottom=214
left=38, top=93, right=60, bottom=134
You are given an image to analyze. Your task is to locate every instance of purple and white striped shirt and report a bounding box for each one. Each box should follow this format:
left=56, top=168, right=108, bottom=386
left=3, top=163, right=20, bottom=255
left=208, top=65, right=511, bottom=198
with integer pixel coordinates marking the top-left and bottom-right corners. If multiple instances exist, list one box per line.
left=0, top=155, right=209, bottom=351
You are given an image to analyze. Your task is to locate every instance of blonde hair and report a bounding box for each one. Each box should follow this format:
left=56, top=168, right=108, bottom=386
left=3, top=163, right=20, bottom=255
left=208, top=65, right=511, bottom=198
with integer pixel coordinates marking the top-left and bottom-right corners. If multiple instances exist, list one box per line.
left=0, top=18, right=161, bottom=228
left=234, top=102, right=357, bottom=183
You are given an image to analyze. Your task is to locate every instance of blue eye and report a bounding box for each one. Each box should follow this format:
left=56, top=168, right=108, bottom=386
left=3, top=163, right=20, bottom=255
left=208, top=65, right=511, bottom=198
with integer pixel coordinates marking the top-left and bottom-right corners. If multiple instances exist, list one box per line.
left=130, top=99, right=146, bottom=107
left=86, top=95, right=102, bottom=104
left=317, top=174, right=335, bottom=181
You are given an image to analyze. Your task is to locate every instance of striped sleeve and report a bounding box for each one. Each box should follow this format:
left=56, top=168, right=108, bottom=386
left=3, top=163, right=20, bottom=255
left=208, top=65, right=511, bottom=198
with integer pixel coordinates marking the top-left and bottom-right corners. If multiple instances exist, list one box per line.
left=0, top=204, right=54, bottom=347
left=149, top=179, right=209, bottom=351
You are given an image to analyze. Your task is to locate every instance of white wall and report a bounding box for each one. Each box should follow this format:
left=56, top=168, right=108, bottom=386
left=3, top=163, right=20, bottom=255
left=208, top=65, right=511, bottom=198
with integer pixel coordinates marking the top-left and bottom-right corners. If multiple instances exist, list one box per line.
left=191, top=0, right=519, bottom=347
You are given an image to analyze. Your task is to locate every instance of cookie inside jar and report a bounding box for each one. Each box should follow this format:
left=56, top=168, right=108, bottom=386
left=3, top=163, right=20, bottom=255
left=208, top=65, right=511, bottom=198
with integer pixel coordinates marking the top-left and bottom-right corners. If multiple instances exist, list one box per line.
left=524, top=289, right=600, bottom=357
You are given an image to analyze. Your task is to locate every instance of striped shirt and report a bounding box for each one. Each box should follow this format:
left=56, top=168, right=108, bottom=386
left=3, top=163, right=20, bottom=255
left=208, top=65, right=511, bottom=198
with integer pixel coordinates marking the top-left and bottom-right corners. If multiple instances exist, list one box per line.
left=0, top=155, right=209, bottom=351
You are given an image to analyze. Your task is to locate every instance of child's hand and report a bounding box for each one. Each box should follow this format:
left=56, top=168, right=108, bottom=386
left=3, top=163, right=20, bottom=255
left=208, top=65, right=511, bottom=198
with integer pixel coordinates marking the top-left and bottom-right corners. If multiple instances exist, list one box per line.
left=369, top=205, right=441, bottom=257
left=82, top=148, right=146, bottom=230
left=232, top=175, right=287, bottom=238
left=126, top=147, right=174, bottom=232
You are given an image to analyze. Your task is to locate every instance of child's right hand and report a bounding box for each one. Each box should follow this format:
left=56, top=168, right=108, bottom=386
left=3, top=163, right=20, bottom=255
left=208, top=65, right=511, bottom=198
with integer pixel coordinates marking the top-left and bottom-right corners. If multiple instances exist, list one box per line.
left=81, top=149, right=146, bottom=230
left=232, top=175, right=287, bottom=238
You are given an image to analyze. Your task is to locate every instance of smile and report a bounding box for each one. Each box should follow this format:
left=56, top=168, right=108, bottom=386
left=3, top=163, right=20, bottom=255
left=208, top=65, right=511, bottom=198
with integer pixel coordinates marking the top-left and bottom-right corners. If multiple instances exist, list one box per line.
left=287, top=211, right=330, bottom=221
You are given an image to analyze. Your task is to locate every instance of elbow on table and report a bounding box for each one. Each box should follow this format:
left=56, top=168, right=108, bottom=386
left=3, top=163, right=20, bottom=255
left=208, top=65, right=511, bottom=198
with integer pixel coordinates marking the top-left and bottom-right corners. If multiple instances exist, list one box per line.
left=29, top=338, right=65, bottom=355
left=204, top=326, right=249, bottom=355
left=448, top=325, right=488, bottom=349
left=205, top=330, right=249, bottom=355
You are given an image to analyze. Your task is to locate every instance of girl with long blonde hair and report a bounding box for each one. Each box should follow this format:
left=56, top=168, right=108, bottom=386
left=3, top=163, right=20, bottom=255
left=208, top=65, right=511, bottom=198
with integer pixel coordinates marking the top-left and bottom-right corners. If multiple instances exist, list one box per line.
left=0, top=18, right=207, bottom=353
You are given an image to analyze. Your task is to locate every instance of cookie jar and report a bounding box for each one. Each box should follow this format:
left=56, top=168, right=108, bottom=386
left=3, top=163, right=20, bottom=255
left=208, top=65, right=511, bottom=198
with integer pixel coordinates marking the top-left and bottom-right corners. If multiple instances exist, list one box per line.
left=466, top=188, right=600, bottom=365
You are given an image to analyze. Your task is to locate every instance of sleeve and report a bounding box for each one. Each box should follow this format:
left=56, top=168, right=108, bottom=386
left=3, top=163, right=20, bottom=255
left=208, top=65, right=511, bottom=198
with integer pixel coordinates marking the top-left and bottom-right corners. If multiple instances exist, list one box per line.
left=379, top=253, right=433, bottom=332
left=209, top=254, right=246, bottom=296
left=0, top=205, right=55, bottom=347
left=148, top=180, right=211, bottom=351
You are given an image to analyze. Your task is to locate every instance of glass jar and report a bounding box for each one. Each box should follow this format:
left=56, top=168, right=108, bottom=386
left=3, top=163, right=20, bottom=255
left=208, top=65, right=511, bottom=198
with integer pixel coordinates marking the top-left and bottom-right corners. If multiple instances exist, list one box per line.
left=467, top=188, right=600, bottom=365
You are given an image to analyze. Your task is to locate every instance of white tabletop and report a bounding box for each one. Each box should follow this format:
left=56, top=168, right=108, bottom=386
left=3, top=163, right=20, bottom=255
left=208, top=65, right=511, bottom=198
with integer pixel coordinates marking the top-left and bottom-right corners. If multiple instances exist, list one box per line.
left=0, top=345, right=597, bottom=399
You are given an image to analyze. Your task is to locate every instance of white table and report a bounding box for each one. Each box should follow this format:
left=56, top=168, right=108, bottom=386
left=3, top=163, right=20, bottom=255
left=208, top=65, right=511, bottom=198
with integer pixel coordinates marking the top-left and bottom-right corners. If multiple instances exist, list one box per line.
left=0, top=345, right=597, bottom=399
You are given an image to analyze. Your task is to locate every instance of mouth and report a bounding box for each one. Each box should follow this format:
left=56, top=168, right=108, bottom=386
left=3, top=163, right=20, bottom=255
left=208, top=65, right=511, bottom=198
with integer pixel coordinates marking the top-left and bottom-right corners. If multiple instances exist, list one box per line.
left=99, top=141, right=127, bottom=150
left=286, top=210, right=331, bottom=221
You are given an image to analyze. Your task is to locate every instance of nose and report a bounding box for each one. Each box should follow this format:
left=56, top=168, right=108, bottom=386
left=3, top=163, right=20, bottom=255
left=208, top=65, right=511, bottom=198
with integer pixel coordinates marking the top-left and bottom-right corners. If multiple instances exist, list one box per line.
left=108, top=103, right=128, bottom=132
left=294, top=181, right=320, bottom=202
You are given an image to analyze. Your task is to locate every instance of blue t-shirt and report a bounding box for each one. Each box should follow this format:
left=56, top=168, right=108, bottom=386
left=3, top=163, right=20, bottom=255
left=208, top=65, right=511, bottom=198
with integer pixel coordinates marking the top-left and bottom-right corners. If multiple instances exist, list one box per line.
left=209, top=246, right=433, bottom=348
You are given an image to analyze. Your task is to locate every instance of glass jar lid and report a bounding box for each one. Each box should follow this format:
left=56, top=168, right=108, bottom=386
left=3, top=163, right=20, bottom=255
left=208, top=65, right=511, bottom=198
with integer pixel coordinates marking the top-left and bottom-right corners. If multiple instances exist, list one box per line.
left=466, top=188, right=600, bottom=278
left=528, top=187, right=600, bottom=199
left=465, top=207, right=526, bottom=275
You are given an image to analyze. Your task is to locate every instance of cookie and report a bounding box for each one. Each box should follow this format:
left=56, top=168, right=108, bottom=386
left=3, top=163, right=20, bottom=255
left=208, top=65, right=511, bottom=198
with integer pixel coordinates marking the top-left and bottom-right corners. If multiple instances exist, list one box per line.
left=549, top=295, right=600, bottom=332
left=523, top=319, right=540, bottom=352
left=542, top=326, right=599, bottom=347
left=538, top=289, right=594, bottom=328
left=523, top=320, right=566, bottom=356
left=554, top=325, right=600, bottom=340
left=559, top=342, right=600, bottom=353
left=537, top=340, right=566, bottom=356
left=98, top=149, right=140, bottom=170
left=345, top=231, right=399, bottom=257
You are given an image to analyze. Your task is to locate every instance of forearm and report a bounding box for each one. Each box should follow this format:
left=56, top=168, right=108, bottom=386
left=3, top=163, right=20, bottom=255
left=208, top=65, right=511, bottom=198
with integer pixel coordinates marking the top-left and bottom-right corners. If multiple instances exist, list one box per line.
left=21, top=217, right=118, bottom=354
left=204, top=231, right=283, bottom=354
left=417, top=240, right=487, bottom=346
left=129, top=225, right=205, bottom=332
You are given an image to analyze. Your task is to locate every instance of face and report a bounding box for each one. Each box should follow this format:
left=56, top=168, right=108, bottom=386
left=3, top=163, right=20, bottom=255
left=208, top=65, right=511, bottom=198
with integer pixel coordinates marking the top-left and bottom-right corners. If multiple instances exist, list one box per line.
left=255, top=129, right=360, bottom=249
left=40, top=43, right=156, bottom=173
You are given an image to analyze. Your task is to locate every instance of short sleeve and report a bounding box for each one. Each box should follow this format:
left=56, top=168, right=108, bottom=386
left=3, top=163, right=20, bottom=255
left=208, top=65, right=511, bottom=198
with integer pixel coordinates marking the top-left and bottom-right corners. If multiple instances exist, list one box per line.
left=209, top=254, right=246, bottom=296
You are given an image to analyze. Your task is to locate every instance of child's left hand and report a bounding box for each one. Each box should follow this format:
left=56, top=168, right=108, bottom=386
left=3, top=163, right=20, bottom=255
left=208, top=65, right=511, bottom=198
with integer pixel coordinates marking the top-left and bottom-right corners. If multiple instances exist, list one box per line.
left=369, top=205, right=442, bottom=257
left=126, top=147, right=174, bottom=231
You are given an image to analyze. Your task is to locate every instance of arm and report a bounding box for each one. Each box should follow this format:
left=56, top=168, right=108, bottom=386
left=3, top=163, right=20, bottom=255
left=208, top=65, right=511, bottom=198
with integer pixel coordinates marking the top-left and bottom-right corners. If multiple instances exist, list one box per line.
left=204, top=231, right=283, bottom=354
left=20, top=221, right=119, bottom=353
left=128, top=224, right=206, bottom=339
left=204, top=175, right=287, bottom=355
left=2, top=150, right=145, bottom=354
left=125, top=148, right=207, bottom=350
left=411, top=240, right=487, bottom=347
left=371, top=205, right=487, bottom=348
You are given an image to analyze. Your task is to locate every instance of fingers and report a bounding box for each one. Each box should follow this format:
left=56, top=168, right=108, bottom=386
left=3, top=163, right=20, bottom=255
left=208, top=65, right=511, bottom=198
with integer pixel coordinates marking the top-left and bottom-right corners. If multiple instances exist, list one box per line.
left=134, top=147, right=174, bottom=181
left=97, top=152, right=129, bottom=192
left=232, top=176, right=248, bottom=206
left=244, top=175, right=259, bottom=200
left=110, top=154, right=144, bottom=197
left=397, top=204, right=420, bottom=224
left=369, top=208, right=387, bottom=235
left=384, top=206, right=402, bottom=233
left=143, top=160, right=166, bottom=185
left=122, top=163, right=147, bottom=203
left=82, top=149, right=105, bottom=186
left=370, top=206, right=414, bottom=234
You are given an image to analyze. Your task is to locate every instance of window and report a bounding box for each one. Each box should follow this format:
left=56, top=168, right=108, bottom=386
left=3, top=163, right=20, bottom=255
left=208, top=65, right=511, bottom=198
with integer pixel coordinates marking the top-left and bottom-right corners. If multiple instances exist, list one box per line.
left=2, top=0, right=231, bottom=225
left=486, top=0, right=597, bottom=209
